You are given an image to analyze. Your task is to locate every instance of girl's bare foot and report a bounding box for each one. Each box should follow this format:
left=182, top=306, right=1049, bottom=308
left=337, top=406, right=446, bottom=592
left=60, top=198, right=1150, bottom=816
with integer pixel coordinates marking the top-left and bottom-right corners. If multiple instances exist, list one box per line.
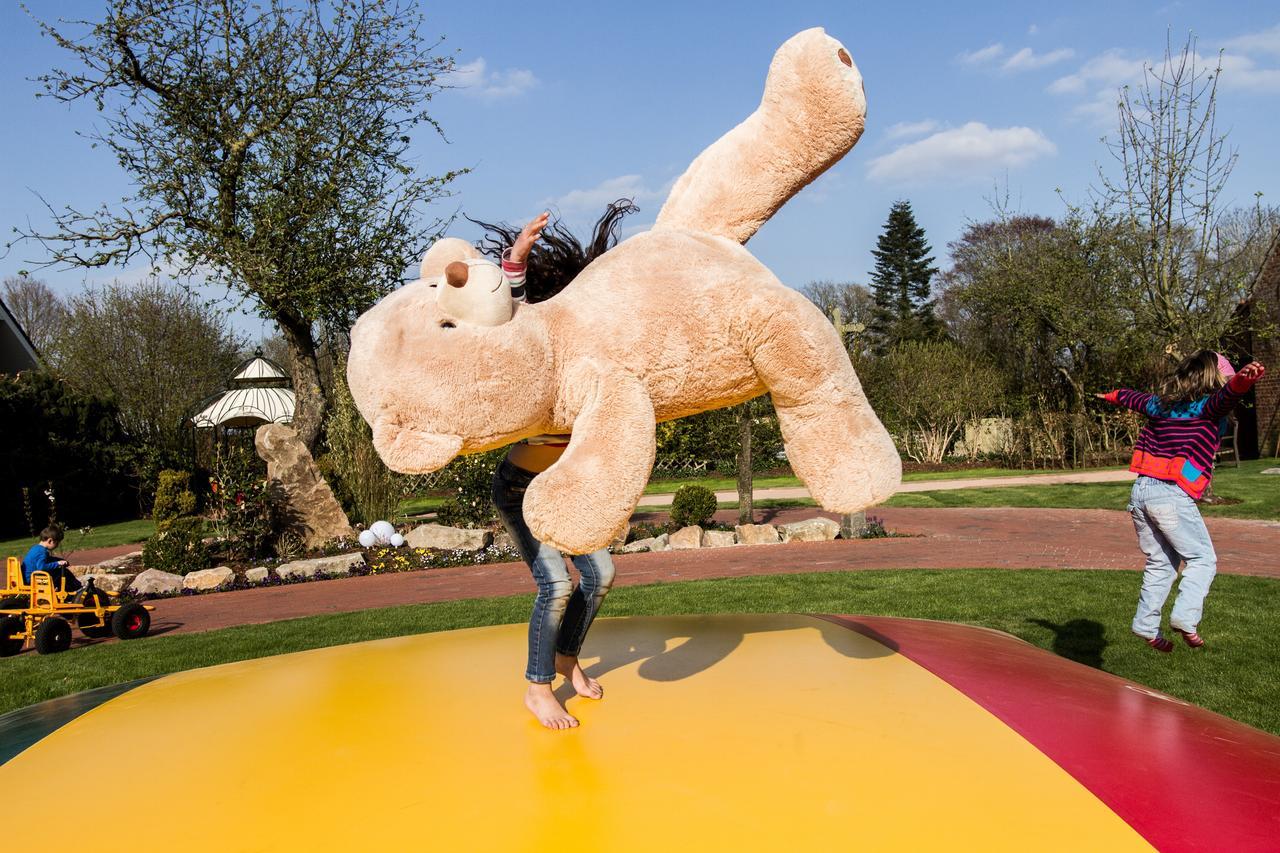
left=525, top=682, right=578, bottom=730
left=556, top=653, right=604, bottom=700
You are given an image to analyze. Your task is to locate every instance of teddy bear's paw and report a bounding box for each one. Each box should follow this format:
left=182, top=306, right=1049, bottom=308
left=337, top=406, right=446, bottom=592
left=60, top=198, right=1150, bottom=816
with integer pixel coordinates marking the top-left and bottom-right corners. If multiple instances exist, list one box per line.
left=788, top=430, right=902, bottom=512
left=524, top=474, right=629, bottom=555
left=371, top=422, right=463, bottom=474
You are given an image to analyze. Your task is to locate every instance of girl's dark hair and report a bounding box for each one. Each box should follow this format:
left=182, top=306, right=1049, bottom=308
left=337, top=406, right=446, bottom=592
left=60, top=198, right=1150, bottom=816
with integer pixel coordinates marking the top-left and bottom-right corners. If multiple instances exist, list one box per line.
left=1158, top=350, right=1226, bottom=406
left=468, top=199, right=640, bottom=303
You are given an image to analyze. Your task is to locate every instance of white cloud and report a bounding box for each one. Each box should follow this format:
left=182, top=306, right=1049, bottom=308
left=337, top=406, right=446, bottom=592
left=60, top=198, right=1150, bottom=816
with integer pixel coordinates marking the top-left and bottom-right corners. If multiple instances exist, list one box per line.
left=1217, top=52, right=1280, bottom=93
left=884, top=119, right=941, bottom=140
left=1028, top=24, right=1039, bottom=36
left=1049, top=51, right=1149, bottom=94
left=1002, top=47, right=1074, bottom=72
left=866, top=122, right=1055, bottom=185
left=542, top=174, right=669, bottom=215
left=449, top=58, right=538, bottom=100
left=958, top=43, right=1004, bottom=65
left=1223, top=23, right=1280, bottom=56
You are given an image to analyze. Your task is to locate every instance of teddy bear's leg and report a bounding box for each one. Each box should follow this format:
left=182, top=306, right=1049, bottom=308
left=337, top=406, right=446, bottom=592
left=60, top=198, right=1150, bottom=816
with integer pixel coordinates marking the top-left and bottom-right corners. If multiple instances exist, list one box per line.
left=523, top=364, right=657, bottom=555
left=749, top=297, right=901, bottom=512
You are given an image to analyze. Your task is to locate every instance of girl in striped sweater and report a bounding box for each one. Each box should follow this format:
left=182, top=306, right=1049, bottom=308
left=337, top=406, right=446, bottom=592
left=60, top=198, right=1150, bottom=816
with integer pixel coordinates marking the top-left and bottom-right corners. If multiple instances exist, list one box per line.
left=1097, top=351, right=1265, bottom=652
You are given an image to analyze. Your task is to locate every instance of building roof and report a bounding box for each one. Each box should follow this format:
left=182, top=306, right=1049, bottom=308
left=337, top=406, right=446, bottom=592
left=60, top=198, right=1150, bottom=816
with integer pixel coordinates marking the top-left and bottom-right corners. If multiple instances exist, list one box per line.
left=0, top=296, right=40, bottom=374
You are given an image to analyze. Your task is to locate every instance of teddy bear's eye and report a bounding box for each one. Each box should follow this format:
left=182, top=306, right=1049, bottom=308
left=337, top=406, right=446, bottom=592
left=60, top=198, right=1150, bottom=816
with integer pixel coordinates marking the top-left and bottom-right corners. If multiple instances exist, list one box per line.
left=440, top=320, right=456, bottom=329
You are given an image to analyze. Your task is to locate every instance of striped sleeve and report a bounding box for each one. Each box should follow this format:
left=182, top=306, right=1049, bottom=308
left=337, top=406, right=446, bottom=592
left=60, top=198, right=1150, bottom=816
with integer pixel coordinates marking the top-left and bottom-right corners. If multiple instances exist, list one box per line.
left=1103, top=389, right=1158, bottom=415
left=501, top=247, right=527, bottom=303
left=1202, top=372, right=1256, bottom=420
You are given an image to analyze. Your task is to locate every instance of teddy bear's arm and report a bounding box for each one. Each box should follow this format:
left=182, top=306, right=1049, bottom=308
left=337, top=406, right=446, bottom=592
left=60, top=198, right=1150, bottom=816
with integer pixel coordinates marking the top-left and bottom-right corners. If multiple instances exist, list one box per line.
left=522, top=362, right=656, bottom=555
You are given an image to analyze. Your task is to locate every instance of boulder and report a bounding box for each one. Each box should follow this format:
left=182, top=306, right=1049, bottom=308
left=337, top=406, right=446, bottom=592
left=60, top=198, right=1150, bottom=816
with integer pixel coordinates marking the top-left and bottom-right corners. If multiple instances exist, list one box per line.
left=780, top=518, right=841, bottom=542
left=622, top=534, right=669, bottom=554
left=129, top=569, right=184, bottom=596
left=245, top=567, right=270, bottom=584
left=701, top=529, right=737, bottom=548
left=404, top=524, right=492, bottom=551
left=276, top=552, right=365, bottom=581
left=255, top=424, right=355, bottom=549
left=735, top=523, right=780, bottom=546
left=81, top=573, right=136, bottom=594
left=668, top=525, right=703, bottom=550
left=93, top=551, right=144, bottom=572
left=492, top=530, right=516, bottom=552
left=182, top=566, right=235, bottom=592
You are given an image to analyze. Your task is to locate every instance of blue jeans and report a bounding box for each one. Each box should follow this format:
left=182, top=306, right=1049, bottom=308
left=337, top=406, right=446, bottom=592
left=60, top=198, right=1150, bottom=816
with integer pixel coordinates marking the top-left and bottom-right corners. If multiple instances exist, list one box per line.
left=491, top=459, right=616, bottom=683
left=1128, top=476, right=1217, bottom=638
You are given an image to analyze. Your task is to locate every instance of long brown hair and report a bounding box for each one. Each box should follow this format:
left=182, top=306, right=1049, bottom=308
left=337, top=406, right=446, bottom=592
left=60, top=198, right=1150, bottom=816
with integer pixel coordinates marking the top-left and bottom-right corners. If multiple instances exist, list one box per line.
left=1158, top=350, right=1226, bottom=406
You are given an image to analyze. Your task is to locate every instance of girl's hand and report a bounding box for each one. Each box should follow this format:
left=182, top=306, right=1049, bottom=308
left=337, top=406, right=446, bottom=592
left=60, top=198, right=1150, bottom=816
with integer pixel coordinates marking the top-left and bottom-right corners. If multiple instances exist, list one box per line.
left=1237, top=362, right=1266, bottom=382
left=510, top=212, right=550, bottom=265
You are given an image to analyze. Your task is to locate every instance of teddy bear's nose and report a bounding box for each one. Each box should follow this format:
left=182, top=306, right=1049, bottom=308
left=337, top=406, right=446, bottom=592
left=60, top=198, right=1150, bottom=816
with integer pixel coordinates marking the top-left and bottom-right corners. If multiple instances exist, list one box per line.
left=445, top=261, right=469, bottom=288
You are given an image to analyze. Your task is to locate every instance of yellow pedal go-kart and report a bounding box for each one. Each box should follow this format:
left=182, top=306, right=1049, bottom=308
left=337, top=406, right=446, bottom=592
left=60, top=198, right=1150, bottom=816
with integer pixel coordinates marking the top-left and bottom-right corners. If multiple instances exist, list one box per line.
left=0, top=556, right=153, bottom=655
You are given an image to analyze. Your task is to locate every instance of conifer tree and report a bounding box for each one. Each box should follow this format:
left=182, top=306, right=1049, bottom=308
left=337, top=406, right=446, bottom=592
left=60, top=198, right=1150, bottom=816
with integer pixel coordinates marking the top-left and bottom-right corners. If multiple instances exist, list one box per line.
left=868, top=200, right=939, bottom=353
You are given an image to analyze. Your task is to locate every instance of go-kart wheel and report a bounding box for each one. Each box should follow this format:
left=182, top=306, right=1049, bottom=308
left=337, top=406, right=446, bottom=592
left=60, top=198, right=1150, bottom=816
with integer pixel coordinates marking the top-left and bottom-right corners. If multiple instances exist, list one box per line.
left=111, top=603, right=150, bottom=640
left=78, top=589, right=114, bottom=638
left=0, top=595, right=26, bottom=610
left=0, top=615, right=24, bottom=656
left=34, top=616, right=73, bottom=654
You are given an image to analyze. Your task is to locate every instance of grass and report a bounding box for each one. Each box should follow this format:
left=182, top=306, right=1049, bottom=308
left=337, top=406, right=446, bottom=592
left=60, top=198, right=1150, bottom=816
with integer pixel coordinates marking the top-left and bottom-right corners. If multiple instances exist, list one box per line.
left=3, top=569, right=1276, bottom=735
left=885, top=458, right=1280, bottom=520
left=0, top=519, right=156, bottom=561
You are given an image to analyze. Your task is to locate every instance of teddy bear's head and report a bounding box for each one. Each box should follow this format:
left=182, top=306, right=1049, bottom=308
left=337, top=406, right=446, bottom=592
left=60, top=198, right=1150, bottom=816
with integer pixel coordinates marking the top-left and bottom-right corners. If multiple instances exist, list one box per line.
left=346, top=238, right=556, bottom=473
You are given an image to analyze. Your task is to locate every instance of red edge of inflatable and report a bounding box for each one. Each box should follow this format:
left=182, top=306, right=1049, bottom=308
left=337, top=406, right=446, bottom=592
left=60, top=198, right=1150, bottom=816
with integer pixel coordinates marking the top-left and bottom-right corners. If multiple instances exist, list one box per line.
left=818, top=615, right=1280, bottom=853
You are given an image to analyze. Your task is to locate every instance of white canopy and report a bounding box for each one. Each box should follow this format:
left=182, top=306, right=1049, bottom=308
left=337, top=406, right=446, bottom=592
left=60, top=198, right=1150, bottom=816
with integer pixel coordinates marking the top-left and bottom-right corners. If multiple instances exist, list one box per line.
left=232, top=356, right=288, bottom=382
left=191, top=385, right=295, bottom=429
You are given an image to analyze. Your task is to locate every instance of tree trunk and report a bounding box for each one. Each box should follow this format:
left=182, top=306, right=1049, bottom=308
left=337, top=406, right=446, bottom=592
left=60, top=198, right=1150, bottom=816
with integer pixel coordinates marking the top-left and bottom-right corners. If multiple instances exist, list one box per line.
left=736, top=404, right=754, bottom=525
left=277, top=311, right=326, bottom=452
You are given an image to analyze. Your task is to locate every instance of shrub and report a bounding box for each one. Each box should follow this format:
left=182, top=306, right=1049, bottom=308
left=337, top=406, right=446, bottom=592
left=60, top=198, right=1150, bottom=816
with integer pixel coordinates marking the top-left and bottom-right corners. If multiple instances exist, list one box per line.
left=152, top=469, right=197, bottom=523
left=142, top=515, right=210, bottom=574
left=435, top=450, right=503, bottom=529
left=670, top=484, right=718, bottom=528
left=209, top=449, right=293, bottom=560
left=323, top=359, right=405, bottom=525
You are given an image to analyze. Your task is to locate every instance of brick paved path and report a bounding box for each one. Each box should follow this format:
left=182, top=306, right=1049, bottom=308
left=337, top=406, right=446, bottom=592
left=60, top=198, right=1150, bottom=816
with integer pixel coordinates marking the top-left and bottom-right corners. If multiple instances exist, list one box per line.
left=137, top=506, right=1280, bottom=638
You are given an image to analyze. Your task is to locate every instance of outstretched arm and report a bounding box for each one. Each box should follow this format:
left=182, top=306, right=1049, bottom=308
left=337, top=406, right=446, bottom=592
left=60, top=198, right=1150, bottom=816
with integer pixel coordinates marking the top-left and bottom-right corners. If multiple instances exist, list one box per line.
left=503, top=212, right=549, bottom=303
left=1095, top=389, right=1158, bottom=415
left=523, top=361, right=656, bottom=554
left=1204, top=361, right=1266, bottom=420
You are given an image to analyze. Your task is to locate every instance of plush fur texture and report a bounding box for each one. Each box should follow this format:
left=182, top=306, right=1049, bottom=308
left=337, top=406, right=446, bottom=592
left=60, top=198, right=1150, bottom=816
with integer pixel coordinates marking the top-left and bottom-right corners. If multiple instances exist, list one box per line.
left=348, top=28, right=901, bottom=554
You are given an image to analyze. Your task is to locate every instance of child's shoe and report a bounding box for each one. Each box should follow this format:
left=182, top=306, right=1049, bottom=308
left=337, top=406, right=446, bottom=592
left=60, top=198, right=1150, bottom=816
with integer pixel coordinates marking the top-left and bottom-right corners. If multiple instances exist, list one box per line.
left=1173, top=628, right=1205, bottom=648
left=1140, top=633, right=1174, bottom=653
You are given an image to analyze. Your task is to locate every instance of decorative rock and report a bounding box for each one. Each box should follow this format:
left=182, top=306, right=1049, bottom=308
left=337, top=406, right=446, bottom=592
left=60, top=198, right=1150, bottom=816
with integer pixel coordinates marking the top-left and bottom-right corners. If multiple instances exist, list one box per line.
left=404, top=524, right=493, bottom=551
left=492, top=530, right=516, bottom=552
left=182, top=566, right=235, bottom=592
left=780, top=518, right=841, bottom=543
left=276, top=552, right=365, bottom=580
left=701, top=529, right=737, bottom=548
left=622, top=534, right=669, bottom=554
left=245, top=567, right=270, bottom=584
left=609, top=530, right=629, bottom=551
left=669, top=525, right=703, bottom=550
left=81, top=573, right=137, bottom=594
left=93, top=551, right=144, bottom=572
left=735, top=523, right=781, bottom=546
left=129, top=569, right=184, bottom=596
left=255, top=423, right=355, bottom=549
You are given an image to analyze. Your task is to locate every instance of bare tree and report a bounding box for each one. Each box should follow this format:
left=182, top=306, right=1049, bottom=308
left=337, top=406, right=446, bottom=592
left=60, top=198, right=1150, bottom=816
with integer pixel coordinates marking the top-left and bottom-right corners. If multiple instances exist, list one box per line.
left=19, top=0, right=464, bottom=451
left=1096, top=33, right=1245, bottom=352
left=1, top=274, right=66, bottom=360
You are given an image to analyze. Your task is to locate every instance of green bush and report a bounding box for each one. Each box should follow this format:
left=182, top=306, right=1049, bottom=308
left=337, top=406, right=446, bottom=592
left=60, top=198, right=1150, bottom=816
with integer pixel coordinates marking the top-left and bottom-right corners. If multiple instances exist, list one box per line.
left=670, top=485, right=718, bottom=528
left=142, top=516, right=210, bottom=574
left=434, top=450, right=503, bottom=529
left=209, top=449, right=292, bottom=560
left=152, top=469, right=197, bottom=523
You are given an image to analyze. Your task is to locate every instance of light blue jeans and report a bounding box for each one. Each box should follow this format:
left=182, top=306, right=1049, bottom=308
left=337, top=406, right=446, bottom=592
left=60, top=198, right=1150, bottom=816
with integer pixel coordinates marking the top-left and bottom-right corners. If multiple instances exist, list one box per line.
left=491, top=459, right=616, bottom=683
left=1128, top=476, right=1218, bottom=638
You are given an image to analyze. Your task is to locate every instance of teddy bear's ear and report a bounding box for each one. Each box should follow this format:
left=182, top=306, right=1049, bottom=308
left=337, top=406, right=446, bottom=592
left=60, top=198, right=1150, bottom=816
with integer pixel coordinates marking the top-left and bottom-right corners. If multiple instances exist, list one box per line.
left=419, top=237, right=482, bottom=283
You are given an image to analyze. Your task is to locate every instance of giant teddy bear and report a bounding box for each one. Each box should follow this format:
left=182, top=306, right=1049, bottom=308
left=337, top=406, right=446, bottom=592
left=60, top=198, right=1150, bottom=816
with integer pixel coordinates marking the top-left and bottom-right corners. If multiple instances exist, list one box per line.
left=348, top=28, right=902, bottom=554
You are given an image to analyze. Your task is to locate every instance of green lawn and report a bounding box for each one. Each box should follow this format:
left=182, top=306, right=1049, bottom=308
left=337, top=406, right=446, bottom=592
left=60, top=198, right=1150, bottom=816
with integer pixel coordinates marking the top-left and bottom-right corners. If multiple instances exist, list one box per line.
left=0, top=519, right=156, bottom=562
left=3, top=569, right=1276, bottom=735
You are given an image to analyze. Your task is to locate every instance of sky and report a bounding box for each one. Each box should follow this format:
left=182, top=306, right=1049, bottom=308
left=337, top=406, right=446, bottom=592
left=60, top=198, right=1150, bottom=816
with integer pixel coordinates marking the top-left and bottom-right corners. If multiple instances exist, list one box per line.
left=1, top=0, right=1278, bottom=340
